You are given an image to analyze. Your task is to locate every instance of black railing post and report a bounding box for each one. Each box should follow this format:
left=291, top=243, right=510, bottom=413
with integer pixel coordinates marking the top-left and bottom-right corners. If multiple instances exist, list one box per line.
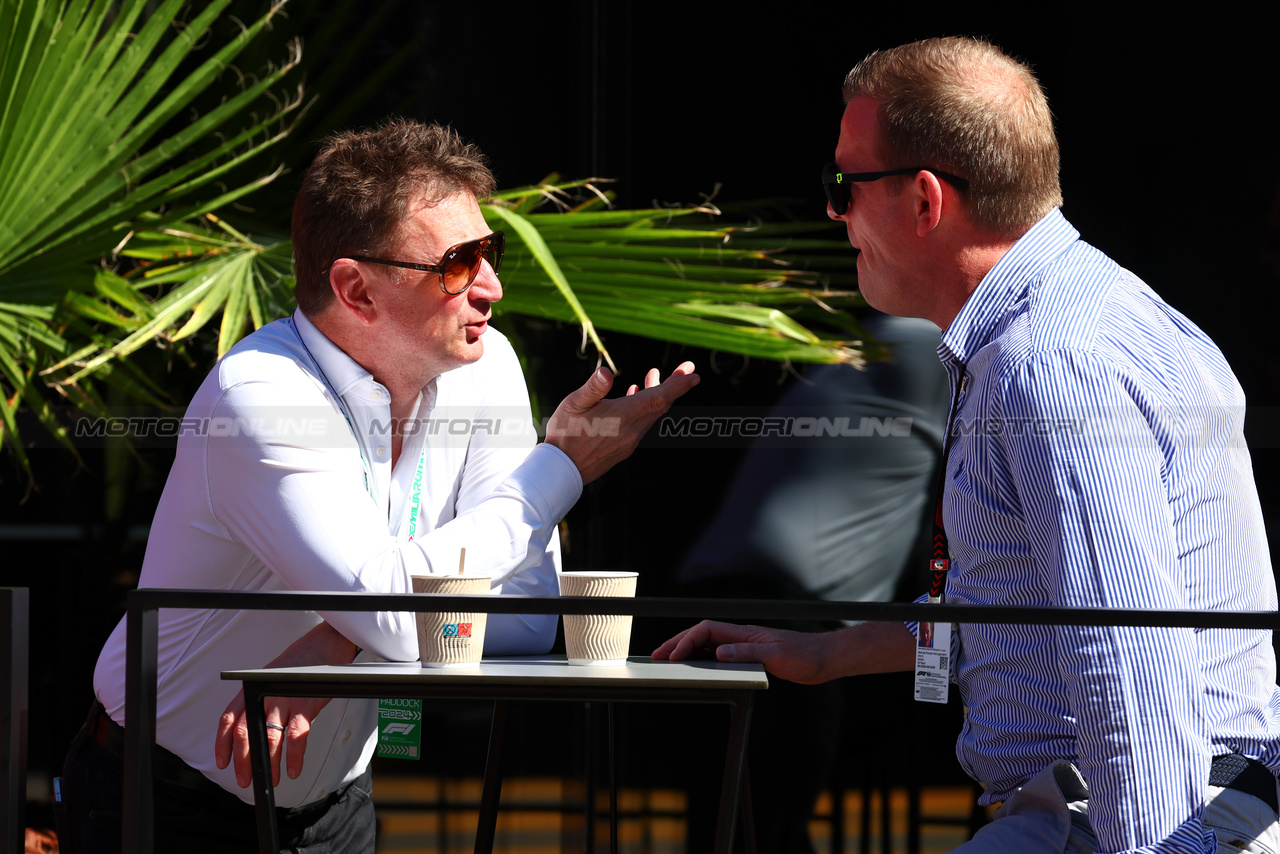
left=1, top=588, right=29, bottom=854
left=123, top=594, right=159, bottom=854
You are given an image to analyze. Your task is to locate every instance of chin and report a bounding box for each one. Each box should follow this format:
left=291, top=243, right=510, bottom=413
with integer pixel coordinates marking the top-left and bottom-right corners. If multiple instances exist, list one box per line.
left=456, top=339, right=485, bottom=365
left=856, top=279, right=885, bottom=312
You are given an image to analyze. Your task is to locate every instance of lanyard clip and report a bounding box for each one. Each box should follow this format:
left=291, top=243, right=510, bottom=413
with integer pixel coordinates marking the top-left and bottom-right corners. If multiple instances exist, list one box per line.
left=928, top=557, right=950, bottom=600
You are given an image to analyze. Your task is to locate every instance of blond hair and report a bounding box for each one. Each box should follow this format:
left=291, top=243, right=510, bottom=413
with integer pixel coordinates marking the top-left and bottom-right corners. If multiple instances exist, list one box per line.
left=844, top=37, right=1062, bottom=237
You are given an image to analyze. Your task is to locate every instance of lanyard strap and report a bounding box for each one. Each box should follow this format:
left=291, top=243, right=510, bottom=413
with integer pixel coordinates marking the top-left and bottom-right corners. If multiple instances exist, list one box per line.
left=405, top=450, right=427, bottom=541
left=928, top=363, right=968, bottom=602
left=291, top=318, right=430, bottom=535
left=292, top=319, right=374, bottom=500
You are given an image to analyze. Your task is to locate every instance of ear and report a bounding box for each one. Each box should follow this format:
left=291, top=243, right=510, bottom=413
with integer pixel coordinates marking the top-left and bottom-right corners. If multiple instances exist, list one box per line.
left=913, top=170, right=945, bottom=237
left=326, top=259, right=378, bottom=326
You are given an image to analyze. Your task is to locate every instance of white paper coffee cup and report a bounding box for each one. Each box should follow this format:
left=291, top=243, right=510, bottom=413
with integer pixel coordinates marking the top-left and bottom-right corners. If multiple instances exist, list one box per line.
left=412, top=574, right=492, bottom=668
left=558, top=571, right=638, bottom=666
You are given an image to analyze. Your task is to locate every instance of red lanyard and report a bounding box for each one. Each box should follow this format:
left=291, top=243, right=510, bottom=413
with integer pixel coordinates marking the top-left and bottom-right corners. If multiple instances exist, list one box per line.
left=928, top=364, right=968, bottom=602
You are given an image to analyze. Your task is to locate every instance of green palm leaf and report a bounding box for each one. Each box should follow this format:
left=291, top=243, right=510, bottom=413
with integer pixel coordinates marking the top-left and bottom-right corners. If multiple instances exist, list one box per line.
left=45, top=218, right=293, bottom=386
left=53, top=191, right=864, bottom=396
left=483, top=203, right=618, bottom=373
left=483, top=182, right=865, bottom=368
left=0, top=1, right=867, bottom=469
left=0, top=0, right=301, bottom=466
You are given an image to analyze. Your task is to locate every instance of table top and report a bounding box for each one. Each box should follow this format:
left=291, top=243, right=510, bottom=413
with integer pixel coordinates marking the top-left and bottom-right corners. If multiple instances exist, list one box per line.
left=223, top=654, right=768, bottom=691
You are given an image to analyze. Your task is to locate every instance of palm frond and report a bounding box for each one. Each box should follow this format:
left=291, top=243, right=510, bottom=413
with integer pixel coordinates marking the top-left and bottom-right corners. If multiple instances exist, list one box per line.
left=43, top=217, right=293, bottom=386
left=52, top=189, right=865, bottom=397
left=483, top=183, right=866, bottom=368
left=0, top=0, right=302, bottom=467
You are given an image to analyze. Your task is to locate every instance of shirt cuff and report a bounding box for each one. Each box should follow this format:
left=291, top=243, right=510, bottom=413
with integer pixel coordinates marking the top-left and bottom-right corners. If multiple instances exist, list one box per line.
left=509, top=443, right=583, bottom=523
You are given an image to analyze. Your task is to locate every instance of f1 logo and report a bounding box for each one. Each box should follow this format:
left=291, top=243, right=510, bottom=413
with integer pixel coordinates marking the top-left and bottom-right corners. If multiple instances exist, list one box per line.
left=383, top=723, right=416, bottom=736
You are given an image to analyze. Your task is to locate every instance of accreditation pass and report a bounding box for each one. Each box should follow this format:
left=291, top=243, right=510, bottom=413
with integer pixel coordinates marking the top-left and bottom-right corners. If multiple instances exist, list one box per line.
left=914, top=611, right=951, bottom=704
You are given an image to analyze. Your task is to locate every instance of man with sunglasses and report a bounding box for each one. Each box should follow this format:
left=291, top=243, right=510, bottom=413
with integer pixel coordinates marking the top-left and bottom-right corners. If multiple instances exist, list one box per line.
left=658, top=36, right=1280, bottom=854
left=62, top=120, right=698, bottom=852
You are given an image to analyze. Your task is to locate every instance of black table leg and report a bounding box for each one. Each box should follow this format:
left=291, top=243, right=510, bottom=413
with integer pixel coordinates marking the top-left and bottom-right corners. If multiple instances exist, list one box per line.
left=585, top=702, right=595, bottom=853
left=713, top=692, right=755, bottom=854
left=3, top=589, right=28, bottom=854
left=881, top=774, right=891, bottom=854
left=244, top=683, right=280, bottom=854
left=608, top=703, right=617, bottom=854
left=475, top=700, right=510, bottom=854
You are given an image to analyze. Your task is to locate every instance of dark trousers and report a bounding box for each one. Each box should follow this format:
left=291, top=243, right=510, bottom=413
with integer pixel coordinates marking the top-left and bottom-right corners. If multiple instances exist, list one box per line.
left=57, top=704, right=376, bottom=853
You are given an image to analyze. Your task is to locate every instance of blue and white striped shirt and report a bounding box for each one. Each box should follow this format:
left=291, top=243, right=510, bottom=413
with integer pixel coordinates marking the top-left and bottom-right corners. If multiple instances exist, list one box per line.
left=938, top=209, right=1280, bottom=854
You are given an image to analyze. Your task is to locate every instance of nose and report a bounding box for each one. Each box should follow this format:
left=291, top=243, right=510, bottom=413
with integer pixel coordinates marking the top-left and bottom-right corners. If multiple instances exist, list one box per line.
left=826, top=199, right=845, bottom=221
left=468, top=260, right=503, bottom=304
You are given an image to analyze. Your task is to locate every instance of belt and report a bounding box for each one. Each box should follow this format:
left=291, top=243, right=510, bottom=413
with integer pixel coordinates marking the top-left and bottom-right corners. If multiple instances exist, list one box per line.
left=1210, top=753, right=1279, bottom=814
left=88, top=704, right=336, bottom=819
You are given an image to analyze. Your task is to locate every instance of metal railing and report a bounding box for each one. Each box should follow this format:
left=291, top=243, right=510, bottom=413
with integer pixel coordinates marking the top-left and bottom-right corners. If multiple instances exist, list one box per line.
left=117, top=588, right=1280, bottom=852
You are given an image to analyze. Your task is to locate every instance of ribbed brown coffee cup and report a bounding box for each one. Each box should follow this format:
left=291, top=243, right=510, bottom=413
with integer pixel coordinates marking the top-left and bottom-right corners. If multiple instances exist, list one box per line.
left=412, top=574, right=492, bottom=667
left=558, top=571, right=638, bottom=666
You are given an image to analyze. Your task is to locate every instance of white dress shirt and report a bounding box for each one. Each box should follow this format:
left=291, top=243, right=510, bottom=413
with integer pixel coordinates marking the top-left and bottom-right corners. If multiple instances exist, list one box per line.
left=93, top=310, right=582, bottom=806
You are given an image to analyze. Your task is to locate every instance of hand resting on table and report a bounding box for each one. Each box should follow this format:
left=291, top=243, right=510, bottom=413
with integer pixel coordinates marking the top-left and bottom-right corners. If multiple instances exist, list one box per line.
left=653, top=619, right=917, bottom=685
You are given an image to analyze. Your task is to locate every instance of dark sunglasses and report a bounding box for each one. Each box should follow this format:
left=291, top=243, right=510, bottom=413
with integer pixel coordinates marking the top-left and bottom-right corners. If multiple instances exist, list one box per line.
left=331, top=231, right=506, bottom=295
left=821, top=163, right=969, bottom=215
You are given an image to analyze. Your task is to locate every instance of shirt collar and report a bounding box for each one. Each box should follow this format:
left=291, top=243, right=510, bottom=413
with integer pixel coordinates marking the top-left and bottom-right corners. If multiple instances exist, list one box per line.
left=291, top=308, right=376, bottom=398
left=939, top=208, right=1079, bottom=366
left=291, top=309, right=435, bottom=417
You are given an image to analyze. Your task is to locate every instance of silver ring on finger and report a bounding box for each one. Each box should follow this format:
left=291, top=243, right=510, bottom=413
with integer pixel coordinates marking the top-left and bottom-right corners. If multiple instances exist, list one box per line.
left=265, top=721, right=286, bottom=732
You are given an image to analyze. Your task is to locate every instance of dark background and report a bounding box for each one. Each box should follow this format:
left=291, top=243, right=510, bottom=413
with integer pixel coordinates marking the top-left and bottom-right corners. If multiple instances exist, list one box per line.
left=7, top=0, right=1280, bottom=812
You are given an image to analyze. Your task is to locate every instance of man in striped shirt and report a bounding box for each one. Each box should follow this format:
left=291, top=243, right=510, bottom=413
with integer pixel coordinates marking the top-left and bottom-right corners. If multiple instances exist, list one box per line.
left=656, top=36, right=1280, bottom=854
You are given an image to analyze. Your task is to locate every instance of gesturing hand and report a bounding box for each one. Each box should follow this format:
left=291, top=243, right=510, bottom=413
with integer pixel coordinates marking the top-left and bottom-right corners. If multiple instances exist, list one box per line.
left=214, top=621, right=357, bottom=788
left=546, top=362, right=699, bottom=484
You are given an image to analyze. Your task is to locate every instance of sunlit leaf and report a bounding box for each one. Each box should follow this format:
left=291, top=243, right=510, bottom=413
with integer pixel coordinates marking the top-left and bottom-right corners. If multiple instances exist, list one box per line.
left=0, top=0, right=301, bottom=466
left=483, top=203, right=617, bottom=373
